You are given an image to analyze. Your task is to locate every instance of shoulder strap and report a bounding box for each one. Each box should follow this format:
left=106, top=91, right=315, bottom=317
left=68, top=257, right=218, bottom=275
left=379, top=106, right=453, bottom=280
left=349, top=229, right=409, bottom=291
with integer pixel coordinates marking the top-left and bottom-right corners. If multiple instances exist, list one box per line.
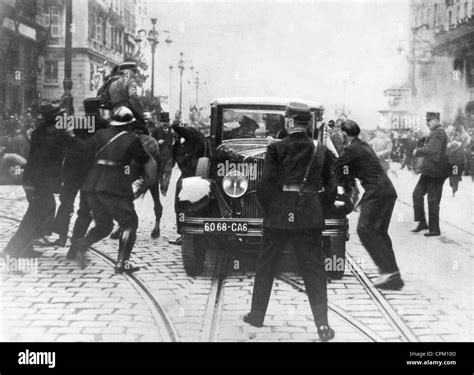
left=299, top=140, right=318, bottom=195
left=95, top=131, right=128, bottom=157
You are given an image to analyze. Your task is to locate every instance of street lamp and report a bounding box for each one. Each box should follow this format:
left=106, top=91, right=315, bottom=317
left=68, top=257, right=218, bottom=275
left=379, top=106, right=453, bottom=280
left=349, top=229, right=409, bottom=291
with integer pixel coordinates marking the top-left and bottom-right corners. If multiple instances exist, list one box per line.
left=169, top=64, right=173, bottom=114
left=61, top=0, right=74, bottom=115
left=178, top=52, right=185, bottom=116
left=135, top=18, right=172, bottom=98
left=188, top=70, right=207, bottom=107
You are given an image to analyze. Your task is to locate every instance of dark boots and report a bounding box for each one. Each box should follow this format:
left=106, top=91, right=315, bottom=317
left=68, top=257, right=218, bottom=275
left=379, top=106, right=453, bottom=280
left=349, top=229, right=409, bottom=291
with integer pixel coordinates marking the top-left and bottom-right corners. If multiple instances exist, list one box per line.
left=115, top=227, right=139, bottom=274
left=151, top=220, right=160, bottom=238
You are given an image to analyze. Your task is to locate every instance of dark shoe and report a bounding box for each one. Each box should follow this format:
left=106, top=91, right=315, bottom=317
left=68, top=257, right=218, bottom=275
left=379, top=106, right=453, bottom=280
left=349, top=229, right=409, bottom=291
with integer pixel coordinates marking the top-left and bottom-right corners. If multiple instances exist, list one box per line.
left=168, top=236, right=182, bottom=245
left=243, top=313, right=264, bottom=328
left=110, top=228, right=123, bottom=240
left=424, top=231, right=441, bottom=237
left=66, top=243, right=78, bottom=260
left=151, top=222, right=160, bottom=238
left=411, top=222, right=428, bottom=232
left=317, top=325, right=335, bottom=342
left=373, top=272, right=404, bottom=290
left=76, top=250, right=88, bottom=269
left=115, top=260, right=140, bottom=275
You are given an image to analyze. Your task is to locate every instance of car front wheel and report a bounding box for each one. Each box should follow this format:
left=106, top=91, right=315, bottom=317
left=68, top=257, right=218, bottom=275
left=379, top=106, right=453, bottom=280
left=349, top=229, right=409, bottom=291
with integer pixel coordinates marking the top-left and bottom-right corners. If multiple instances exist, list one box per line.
left=181, top=233, right=206, bottom=276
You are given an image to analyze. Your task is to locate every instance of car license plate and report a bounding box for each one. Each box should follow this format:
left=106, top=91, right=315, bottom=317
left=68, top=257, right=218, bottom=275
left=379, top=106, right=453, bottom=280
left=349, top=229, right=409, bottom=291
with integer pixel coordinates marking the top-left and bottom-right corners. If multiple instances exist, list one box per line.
left=203, top=221, right=248, bottom=234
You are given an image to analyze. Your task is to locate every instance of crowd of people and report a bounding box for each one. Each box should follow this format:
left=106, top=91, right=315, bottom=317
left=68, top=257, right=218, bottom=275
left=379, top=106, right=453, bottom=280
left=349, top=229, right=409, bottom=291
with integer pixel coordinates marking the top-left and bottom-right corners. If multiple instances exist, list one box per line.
left=0, top=61, right=207, bottom=275
left=0, top=60, right=471, bottom=342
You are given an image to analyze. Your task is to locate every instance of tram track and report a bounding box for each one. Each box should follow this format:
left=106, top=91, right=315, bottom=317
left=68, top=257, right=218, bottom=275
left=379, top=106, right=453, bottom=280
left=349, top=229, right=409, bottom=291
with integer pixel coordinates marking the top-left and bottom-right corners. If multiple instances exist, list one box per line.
left=0, top=203, right=419, bottom=342
left=277, top=249, right=419, bottom=342
left=0, top=214, right=179, bottom=343
left=200, top=248, right=229, bottom=342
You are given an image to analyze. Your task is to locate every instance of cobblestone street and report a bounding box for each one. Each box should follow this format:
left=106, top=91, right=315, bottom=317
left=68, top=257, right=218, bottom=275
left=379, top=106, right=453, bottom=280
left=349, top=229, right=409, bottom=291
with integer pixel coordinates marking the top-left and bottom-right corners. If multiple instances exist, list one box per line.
left=0, top=166, right=472, bottom=342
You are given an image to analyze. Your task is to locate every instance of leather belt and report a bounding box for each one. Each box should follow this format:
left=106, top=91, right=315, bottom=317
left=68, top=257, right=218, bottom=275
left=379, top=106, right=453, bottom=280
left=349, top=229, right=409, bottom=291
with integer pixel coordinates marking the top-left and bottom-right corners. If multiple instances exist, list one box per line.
left=96, top=159, right=121, bottom=167
left=282, top=184, right=324, bottom=194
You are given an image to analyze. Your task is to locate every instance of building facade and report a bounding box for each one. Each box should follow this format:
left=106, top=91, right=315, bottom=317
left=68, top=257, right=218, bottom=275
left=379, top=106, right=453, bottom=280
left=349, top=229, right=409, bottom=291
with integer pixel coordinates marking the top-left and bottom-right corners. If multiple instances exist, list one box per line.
left=40, top=0, right=142, bottom=114
left=0, top=0, right=49, bottom=116
left=409, top=0, right=474, bottom=123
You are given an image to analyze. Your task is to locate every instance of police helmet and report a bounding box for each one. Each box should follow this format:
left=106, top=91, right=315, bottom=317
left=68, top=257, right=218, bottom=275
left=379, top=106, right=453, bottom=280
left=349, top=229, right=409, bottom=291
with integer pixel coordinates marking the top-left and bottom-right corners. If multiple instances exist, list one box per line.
left=110, top=106, right=135, bottom=126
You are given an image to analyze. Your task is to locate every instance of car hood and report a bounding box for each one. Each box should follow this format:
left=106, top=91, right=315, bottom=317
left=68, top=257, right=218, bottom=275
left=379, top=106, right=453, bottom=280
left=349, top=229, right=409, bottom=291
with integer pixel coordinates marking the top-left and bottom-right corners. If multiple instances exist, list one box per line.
left=218, top=139, right=269, bottom=160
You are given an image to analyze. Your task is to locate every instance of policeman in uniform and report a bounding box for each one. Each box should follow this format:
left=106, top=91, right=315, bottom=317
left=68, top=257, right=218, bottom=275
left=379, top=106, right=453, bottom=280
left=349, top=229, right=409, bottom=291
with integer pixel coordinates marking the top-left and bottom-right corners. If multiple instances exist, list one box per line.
left=107, top=62, right=146, bottom=125
left=244, top=102, right=336, bottom=342
left=71, top=107, right=151, bottom=273
left=412, top=112, right=450, bottom=236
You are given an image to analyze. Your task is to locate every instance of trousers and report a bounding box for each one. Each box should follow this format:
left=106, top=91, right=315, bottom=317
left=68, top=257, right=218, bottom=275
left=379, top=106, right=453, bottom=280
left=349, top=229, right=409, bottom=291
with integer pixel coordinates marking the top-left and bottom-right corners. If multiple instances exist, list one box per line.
left=412, top=175, right=446, bottom=233
left=250, top=228, right=328, bottom=326
left=357, top=194, right=399, bottom=274
left=4, top=186, right=56, bottom=256
left=82, top=193, right=138, bottom=247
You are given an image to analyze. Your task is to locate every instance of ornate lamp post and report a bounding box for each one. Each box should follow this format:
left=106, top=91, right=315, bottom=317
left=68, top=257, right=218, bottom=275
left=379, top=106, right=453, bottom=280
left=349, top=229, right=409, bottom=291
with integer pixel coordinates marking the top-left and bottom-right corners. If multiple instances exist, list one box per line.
left=169, top=64, right=173, bottom=113
left=135, top=18, right=172, bottom=98
left=61, top=0, right=74, bottom=115
left=178, top=52, right=185, bottom=116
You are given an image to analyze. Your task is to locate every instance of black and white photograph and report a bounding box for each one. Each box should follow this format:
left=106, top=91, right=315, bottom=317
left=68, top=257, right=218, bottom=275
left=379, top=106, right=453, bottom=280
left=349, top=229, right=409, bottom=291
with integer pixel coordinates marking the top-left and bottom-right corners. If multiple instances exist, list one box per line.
left=0, top=0, right=472, bottom=370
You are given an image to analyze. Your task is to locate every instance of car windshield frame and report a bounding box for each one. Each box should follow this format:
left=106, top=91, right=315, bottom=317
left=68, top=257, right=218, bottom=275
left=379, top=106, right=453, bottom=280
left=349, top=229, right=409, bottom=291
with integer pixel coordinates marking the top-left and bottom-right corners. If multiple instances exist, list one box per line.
left=213, top=104, right=322, bottom=147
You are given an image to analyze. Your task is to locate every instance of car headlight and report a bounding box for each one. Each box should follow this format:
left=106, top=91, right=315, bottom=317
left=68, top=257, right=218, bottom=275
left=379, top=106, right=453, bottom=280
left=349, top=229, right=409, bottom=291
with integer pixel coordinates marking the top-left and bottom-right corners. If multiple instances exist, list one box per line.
left=222, top=171, right=248, bottom=198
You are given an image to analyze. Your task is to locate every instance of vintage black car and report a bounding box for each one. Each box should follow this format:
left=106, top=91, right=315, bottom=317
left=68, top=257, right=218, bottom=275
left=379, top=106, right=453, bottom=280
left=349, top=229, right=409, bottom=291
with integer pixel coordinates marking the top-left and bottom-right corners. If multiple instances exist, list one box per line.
left=177, top=97, right=351, bottom=276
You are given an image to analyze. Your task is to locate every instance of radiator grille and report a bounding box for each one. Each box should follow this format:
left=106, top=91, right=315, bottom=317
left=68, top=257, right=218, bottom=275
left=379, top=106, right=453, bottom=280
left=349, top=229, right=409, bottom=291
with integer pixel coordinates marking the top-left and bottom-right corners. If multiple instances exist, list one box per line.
left=242, top=157, right=265, bottom=218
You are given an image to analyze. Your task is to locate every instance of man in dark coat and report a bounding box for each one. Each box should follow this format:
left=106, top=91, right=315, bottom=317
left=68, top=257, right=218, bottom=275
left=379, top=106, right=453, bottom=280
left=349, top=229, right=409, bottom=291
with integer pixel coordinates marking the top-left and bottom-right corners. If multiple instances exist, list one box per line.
left=168, top=121, right=206, bottom=245
left=335, top=120, right=403, bottom=290
left=51, top=98, right=107, bottom=248
left=2, top=101, right=71, bottom=258
left=151, top=112, right=175, bottom=196
left=244, top=102, right=337, bottom=342
left=71, top=107, right=151, bottom=273
left=412, top=112, right=450, bottom=236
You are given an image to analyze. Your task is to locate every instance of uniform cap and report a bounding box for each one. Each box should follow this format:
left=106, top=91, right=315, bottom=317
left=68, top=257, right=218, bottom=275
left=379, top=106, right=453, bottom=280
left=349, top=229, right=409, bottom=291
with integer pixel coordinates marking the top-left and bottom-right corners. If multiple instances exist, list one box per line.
left=425, top=112, right=440, bottom=121
left=119, top=62, right=137, bottom=71
left=110, top=106, right=135, bottom=126
left=285, top=102, right=311, bottom=125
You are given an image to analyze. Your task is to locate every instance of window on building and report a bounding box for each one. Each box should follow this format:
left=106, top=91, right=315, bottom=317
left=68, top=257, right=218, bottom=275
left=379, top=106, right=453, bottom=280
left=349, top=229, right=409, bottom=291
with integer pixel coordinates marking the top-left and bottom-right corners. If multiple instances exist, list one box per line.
left=457, top=5, right=460, bottom=23
left=103, top=19, right=107, bottom=45
left=467, top=56, right=474, bottom=88
left=448, top=10, right=452, bottom=26
left=89, top=11, right=96, bottom=40
left=464, top=1, right=468, bottom=18
left=45, top=60, right=58, bottom=84
left=43, top=6, right=60, bottom=36
left=51, top=7, right=60, bottom=37
left=427, top=7, right=431, bottom=27
left=96, top=17, right=102, bottom=44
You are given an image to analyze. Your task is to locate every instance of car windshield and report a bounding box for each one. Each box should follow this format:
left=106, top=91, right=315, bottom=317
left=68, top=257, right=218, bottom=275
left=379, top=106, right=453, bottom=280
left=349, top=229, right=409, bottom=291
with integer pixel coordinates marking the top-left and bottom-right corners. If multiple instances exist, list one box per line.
left=222, top=108, right=286, bottom=140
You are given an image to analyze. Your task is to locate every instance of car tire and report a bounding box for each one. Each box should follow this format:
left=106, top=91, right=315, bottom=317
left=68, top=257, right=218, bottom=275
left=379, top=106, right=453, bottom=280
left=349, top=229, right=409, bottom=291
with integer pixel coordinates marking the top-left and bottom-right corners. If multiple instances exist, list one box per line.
left=195, top=157, right=210, bottom=178
left=181, top=233, right=206, bottom=276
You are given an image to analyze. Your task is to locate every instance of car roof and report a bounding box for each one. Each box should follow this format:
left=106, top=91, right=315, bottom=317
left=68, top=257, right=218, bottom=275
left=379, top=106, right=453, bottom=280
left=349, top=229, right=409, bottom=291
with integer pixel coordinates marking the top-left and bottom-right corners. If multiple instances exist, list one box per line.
left=211, top=97, right=324, bottom=110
